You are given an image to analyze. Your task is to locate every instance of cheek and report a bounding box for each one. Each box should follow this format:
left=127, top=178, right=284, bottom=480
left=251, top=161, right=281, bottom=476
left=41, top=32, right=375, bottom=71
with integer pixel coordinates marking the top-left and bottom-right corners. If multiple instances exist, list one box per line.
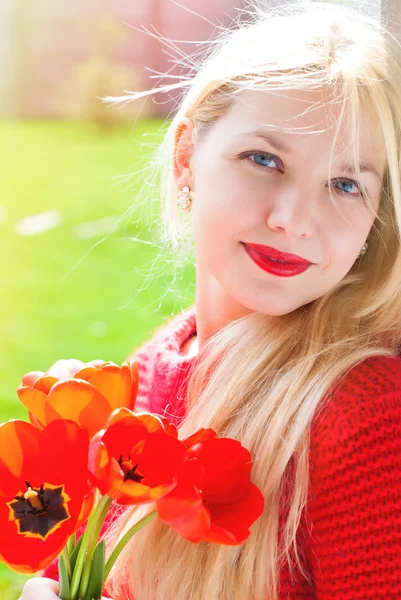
left=324, top=196, right=375, bottom=241
left=193, top=150, right=257, bottom=218
left=192, top=178, right=252, bottom=244
left=322, top=219, right=369, bottom=274
left=192, top=197, right=241, bottom=254
left=191, top=195, right=249, bottom=277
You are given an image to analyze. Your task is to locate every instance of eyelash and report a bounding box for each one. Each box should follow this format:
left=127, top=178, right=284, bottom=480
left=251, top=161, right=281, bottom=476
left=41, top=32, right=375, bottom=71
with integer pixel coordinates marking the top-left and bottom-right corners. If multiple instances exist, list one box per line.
left=240, top=151, right=367, bottom=200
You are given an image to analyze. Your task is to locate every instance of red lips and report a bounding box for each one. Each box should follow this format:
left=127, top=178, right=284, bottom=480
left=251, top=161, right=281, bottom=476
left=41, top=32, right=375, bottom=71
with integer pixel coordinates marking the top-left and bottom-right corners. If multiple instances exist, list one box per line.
left=245, top=243, right=312, bottom=265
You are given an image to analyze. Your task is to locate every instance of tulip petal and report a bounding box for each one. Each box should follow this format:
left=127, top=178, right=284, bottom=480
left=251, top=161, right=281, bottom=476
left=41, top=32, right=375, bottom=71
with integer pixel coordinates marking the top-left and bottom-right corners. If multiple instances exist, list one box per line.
left=21, top=371, right=45, bottom=387
left=89, top=437, right=162, bottom=504
left=46, top=359, right=87, bottom=380
left=0, top=421, right=41, bottom=479
left=157, top=436, right=264, bottom=546
left=72, top=360, right=108, bottom=382
left=0, top=499, right=75, bottom=573
left=137, top=431, right=186, bottom=487
left=46, top=379, right=112, bottom=438
left=206, top=483, right=265, bottom=545
left=106, top=466, right=178, bottom=505
left=88, top=435, right=112, bottom=493
left=106, top=458, right=150, bottom=503
left=17, top=386, right=48, bottom=428
left=188, top=438, right=252, bottom=505
left=19, top=360, right=139, bottom=440
left=89, top=413, right=186, bottom=505
left=33, top=376, right=59, bottom=394
left=87, top=359, right=107, bottom=368
left=102, top=416, right=149, bottom=460
left=73, top=366, right=103, bottom=381
left=0, top=419, right=92, bottom=574
left=183, top=428, right=217, bottom=448
left=155, top=415, right=179, bottom=438
left=28, top=412, right=43, bottom=429
left=104, top=407, right=136, bottom=428
left=135, top=412, right=168, bottom=435
left=76, top=489, right=96, bottom=529
left=157, top=476, right=211, bottom=543
left=84, top=363, right=133, bottom=411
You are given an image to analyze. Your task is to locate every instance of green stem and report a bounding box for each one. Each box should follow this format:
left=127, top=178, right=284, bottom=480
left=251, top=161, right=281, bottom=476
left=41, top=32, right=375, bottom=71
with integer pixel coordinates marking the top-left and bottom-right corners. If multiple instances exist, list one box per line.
left=104, top=510, right=158, bottom=581
left=67, top=534, right=75, bottom=558
left=78, top=495, right=113, bottom=600
left=62, top=546, right=71, bottom=581
left=69, top=494, right=113, bottom=600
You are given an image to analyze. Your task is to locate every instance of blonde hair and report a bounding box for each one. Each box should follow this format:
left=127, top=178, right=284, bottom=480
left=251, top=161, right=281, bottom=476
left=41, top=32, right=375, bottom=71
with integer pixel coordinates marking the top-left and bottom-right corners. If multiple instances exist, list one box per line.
left=103, top=2, right=401, bottom=599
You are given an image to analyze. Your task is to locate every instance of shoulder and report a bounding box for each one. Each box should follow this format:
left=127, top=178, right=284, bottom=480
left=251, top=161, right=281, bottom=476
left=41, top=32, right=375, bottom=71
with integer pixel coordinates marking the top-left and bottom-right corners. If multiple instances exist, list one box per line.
left=336, top=353, right=401, bottom=397
left=311, top=354, right=401, bottom=441
left=305, top=355, right=401, bottom=593
left=309, top=354, right=401, bottom=480
left=309, top=354, right=401, bottom=491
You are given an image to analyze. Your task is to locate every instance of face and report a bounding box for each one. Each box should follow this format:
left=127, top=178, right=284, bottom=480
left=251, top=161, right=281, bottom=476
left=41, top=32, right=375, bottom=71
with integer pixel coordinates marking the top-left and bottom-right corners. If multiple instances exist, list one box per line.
left=174, top=88, right=386, bottom=319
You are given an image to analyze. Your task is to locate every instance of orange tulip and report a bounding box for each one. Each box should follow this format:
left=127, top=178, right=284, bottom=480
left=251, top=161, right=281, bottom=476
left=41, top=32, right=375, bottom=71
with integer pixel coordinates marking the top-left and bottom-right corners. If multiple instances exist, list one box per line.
left=0, top=419, right=94, bottom=573
left=17, top=359, right=139, bottom=439
left=88, top=408, right=186, bottom=505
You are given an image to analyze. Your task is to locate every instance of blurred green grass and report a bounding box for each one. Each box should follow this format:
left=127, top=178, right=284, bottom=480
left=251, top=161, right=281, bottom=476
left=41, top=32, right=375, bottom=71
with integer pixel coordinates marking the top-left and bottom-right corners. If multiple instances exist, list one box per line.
left=0, top=119, right=195, bottom=597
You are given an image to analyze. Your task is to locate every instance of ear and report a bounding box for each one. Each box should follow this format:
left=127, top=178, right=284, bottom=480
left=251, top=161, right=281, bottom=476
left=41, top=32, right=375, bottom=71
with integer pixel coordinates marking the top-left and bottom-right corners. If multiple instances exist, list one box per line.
left=173, top=117, right=196, bottom=190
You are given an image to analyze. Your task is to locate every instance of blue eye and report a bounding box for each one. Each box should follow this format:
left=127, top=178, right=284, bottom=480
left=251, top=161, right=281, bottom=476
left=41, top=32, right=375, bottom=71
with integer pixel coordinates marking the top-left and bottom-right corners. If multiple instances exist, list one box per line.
left=331, top=178, right=362, bottom=197
left=243, top=152, right=280, bottom=171
left=252, top=153, right=277, bottom=169
left=240, top=151, right=366, bottom=200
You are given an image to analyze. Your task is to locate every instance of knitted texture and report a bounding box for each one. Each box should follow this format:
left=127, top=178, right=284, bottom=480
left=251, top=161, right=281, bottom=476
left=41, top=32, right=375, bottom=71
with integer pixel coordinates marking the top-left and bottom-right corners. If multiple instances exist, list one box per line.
left=42, top=305, right=401, bottom=599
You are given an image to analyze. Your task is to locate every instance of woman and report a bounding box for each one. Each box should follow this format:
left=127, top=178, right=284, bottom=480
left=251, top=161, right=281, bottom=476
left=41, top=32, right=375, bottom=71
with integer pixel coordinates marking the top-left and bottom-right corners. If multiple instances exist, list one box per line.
left=21, top=1, right=401, bottom=598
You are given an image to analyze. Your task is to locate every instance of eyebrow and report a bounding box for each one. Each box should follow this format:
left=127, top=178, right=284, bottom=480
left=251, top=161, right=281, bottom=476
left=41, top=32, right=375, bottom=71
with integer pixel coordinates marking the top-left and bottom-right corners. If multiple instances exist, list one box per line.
left=238, top=129, right=383, bottom=182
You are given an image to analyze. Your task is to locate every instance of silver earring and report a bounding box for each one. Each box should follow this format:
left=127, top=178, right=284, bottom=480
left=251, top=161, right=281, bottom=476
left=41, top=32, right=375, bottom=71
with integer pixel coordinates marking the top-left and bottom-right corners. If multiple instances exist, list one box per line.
left=358, top=242, right=368, bottom=258
left=177, top=186, right=194, bottom=213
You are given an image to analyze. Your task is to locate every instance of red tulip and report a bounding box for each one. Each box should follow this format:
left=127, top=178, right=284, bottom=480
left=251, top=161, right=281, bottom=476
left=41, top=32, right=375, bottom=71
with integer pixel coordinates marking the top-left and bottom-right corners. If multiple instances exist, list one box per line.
left=156, top=433, right=265, bottom=545
left=0, top=419, right=94, bottom=573
left=17, top=359, right=139, bottom=438
left=88, top=408, right=186, bottom=505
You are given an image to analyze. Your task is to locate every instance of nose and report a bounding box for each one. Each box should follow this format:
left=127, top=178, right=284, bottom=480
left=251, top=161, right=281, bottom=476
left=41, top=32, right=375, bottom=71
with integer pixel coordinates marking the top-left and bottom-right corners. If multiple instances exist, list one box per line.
left=266, top=187, right=316, bottom=238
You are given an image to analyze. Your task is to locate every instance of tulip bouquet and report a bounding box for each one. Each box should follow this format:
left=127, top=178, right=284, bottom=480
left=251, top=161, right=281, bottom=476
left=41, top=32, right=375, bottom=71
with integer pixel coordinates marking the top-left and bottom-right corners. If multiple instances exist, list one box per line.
left=0, top=359, right=264, bottom=600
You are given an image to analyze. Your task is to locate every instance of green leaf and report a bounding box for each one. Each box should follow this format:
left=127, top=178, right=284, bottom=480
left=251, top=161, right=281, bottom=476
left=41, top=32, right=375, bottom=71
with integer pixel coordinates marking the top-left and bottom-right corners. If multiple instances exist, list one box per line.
left=77, top=554, right=93, bottom=600
left=69, top=534, right=84, bottom=573
left=84, top=540, right=105, bottom=600
left=58, top=553, right=71, bottom=600
left=67, top=533, right=76, bottom=557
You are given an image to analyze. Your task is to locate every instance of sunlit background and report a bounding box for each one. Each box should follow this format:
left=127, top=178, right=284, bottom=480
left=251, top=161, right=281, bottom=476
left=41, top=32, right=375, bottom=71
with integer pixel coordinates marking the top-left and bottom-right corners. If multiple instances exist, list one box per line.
left=0, top=0, right=392, bottom=596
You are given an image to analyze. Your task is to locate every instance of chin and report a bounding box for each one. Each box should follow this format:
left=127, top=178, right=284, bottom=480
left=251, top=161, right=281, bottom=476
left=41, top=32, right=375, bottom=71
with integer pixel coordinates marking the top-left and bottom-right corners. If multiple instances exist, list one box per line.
left=233, top=294, right=295, bottom=318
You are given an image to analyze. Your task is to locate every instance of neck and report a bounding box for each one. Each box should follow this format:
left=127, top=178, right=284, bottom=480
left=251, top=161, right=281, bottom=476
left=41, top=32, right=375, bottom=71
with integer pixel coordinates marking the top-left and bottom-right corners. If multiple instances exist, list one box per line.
left=195, top=269, right=255, bottom=353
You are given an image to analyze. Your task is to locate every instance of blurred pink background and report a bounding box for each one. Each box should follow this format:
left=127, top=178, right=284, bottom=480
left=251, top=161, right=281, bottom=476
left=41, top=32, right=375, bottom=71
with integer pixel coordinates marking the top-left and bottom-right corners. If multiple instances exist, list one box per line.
left=0, top=0, right=388, bottom=121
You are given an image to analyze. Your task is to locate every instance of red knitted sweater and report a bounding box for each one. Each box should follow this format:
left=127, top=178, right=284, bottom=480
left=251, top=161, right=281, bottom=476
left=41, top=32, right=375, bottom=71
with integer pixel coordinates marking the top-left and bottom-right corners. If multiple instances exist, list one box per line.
left=42, top=305, right=401, bottom=599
